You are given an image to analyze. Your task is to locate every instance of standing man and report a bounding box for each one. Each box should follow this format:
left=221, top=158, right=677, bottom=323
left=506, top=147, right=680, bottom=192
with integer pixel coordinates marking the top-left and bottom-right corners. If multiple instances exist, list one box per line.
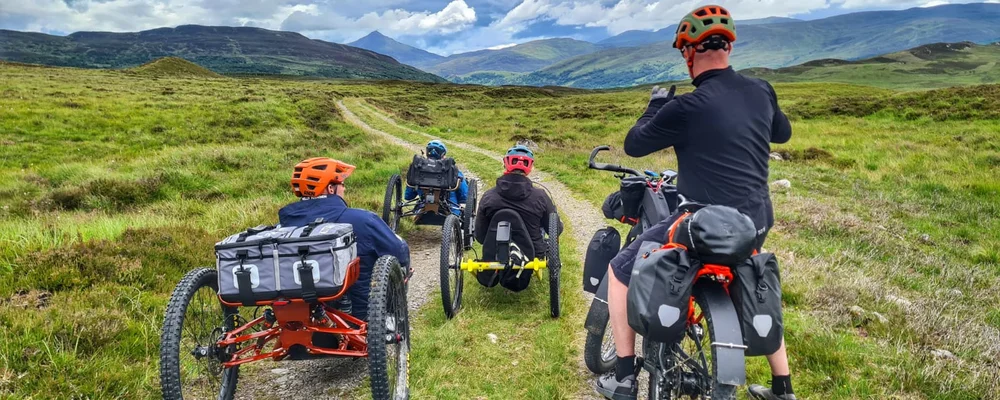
left=596, top=5, right=796, bottom=400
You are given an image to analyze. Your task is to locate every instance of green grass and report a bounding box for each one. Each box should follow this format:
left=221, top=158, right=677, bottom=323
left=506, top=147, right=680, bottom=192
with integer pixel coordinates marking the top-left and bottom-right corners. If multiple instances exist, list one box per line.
left=348, top=81, right=1000, bottom=398
left=3, top=61, right=999, bottom=399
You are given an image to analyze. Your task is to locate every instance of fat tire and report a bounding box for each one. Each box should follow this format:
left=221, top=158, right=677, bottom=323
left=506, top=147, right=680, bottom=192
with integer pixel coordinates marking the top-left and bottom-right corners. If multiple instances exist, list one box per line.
left=547, top=213, right=561, bottom=318
left=693, top=288, right=738, bottom=399
left=368, top=256, right=410, bottom=400
left=383, top=174, right=402, bottom=232
left=160, top=268, right=238, bottom=400
left=462, top=179, right=478, bottom=250
left=440, top=214, right=463, bottom=318
left=583, top=305, right=615, bottom=373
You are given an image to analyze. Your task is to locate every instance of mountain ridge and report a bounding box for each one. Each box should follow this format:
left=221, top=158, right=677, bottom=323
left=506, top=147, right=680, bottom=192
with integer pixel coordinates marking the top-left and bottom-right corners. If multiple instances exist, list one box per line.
left=0, top=25, right=445, bottom=82
left=348, top=31, right=444, bottom=66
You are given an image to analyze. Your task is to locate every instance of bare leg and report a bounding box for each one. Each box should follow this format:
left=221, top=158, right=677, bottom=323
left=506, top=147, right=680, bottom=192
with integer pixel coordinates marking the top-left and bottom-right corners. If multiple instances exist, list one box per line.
left=765, top=340, right=790, bottom=375
left=607, top=264, right=636, bottom=357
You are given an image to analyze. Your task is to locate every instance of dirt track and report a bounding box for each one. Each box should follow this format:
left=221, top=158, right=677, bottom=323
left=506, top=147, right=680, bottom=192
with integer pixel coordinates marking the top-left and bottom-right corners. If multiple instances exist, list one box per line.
left=236, top=100, right=608, bottom=399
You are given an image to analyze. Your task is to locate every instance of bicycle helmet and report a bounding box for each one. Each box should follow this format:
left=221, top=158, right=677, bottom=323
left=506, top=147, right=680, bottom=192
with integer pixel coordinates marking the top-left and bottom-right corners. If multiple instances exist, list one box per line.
left=673, top=5, right=737, bottom=77
left=426, top=140, right=447, bottom=160
left=503, top=145, right=534, bottom=175
left=290, top=157, right=356, bottom=198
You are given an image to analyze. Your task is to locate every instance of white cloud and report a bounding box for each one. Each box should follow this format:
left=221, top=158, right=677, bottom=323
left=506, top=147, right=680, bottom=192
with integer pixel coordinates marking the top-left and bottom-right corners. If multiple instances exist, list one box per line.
left=494, top=0, right=831, bottom=35
left=487, top=42, right=518, bottom=49
left=282, top=0, right=477, bottom=41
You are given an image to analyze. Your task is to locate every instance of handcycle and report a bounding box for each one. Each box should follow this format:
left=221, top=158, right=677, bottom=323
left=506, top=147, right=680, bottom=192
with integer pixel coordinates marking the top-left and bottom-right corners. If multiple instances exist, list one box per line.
left=382, top=155, right=478, bottom=249
left=159, top=246, right=410, bottom=399
left=439, top=208, right=562, bottom=319
left=582, top=146, right=748, bottom=399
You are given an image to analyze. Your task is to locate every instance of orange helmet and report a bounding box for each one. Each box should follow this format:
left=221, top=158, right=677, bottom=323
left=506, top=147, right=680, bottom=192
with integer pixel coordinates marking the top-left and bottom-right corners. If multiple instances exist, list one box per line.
left=672, top=5, right=737, bottom=50
left=290, top=157, right=356, bottom=197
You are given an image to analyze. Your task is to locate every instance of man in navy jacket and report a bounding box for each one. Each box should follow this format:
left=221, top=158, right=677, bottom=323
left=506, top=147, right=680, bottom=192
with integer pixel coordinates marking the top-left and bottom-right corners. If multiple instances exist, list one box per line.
left=279, top=157, right=410, bottom=321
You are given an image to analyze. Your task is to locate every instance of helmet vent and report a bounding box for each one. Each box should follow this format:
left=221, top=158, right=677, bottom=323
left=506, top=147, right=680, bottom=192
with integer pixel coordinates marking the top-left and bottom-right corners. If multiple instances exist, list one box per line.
left=721, top=9, right=729, bottom=15
left=721, top=18, right=729, bottom=24
left=709, top=7, right=718, bottom=13
left=307, top=176, right=321, bottom=182
left=702, top=18, right=715, bottom=25
left=695, top=9, right=708, bottom=17
left=312, top=164, right=328, bottom=171
left=691, top=27, right=698, bottom=34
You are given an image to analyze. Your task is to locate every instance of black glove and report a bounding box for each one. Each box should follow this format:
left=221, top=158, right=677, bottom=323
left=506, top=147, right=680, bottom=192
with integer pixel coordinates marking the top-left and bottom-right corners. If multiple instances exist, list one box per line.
left=650, top=85, right=677, bottom=102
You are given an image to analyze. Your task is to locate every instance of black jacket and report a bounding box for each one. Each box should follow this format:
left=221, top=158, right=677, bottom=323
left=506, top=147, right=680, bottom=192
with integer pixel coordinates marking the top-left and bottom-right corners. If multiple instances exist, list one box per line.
left=475, top=173, right=559, bottom=256
left=624, top=67, right=792, bottom=231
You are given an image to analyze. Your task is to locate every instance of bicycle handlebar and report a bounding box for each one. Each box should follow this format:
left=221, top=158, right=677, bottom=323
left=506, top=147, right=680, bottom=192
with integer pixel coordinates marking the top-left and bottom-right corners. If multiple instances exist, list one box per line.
left=587, top=146, right=642, bottom=177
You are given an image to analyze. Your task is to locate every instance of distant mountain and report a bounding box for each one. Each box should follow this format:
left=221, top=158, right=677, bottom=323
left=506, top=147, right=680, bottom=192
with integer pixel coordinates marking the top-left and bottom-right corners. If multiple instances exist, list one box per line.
left=420, top=38, right=602, bottom=78
left=597, top=17, right=800, bottom=48
left=520, top=3, right=1000, bottom=88
left=0, top=25, right=445, bottom=82
left=740, top=42, right=1000, bottom=89
left=348, top=31, right=444, bottom=66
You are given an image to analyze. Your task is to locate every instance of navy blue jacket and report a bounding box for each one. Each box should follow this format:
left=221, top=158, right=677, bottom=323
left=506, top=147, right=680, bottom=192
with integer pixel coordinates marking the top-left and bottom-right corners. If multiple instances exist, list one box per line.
left=624, top=67, right=792, bottom=231
left=278, top=196, right=410, bottom=320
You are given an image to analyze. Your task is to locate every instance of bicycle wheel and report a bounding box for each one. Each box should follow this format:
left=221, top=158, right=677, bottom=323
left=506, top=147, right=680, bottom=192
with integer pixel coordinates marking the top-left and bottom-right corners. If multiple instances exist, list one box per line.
left=462, top=179, right=478, bottom=250
left=160, top=268, right=239, bottom=400
left=382, top=174, right=403, bottom=232
left=647, top=282, right=739, bottom=400
left=547, top=213, right=561, bottom=318
left=583, top=301, right=615, bottom=373
left=368, top=256, right=410, bottom=400
left=440, top=214, right=464, bottom=318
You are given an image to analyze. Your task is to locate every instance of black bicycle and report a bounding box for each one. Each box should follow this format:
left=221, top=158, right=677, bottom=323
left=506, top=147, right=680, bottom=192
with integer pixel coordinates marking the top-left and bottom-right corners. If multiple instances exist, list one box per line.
left=582, top=146, right=746, bottom=399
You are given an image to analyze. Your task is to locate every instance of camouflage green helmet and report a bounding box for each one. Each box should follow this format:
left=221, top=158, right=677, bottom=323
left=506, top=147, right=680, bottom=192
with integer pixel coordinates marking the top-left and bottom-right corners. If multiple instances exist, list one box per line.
left=672, top=5, right=737, bottom=49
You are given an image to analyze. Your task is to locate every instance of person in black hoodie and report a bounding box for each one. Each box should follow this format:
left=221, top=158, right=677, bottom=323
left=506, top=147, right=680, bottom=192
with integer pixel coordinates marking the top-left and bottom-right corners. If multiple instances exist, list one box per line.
left=474, top=145, right=560, bottom=290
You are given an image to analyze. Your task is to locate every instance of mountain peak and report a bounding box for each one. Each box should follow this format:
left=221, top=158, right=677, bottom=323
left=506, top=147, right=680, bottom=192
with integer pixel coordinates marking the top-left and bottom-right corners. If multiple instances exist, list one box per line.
left=348, top=31, right=443, bottom=66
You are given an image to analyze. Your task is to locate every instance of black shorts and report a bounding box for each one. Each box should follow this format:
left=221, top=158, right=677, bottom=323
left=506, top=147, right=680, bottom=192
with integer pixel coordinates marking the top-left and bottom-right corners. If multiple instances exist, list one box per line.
left=609, top=213, right=769, bottom=286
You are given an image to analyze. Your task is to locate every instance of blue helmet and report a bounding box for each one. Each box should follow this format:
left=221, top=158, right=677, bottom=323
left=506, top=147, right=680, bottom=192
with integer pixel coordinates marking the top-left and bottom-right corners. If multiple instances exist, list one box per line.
left=426, top=140, right=447, bottom=160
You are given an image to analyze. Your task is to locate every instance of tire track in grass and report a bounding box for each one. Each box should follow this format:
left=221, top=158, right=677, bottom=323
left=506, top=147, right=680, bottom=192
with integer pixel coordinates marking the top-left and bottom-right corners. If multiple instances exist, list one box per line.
left=340, top=99, right=605, bottom=400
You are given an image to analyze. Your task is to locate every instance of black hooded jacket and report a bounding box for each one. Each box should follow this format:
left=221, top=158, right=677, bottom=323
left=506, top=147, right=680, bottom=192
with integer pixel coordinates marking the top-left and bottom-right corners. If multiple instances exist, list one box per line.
left=475, top=173, right=559, bottom=256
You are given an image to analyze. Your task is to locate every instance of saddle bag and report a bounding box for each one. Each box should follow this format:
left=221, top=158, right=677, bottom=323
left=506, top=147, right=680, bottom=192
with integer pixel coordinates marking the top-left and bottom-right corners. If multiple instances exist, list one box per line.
left=406, top=155, right=460, bottom=190
left=731, top=253, right=784, bottom=356
left=619, top=177, right=646, bottom=222
left=626, top=246, right=701, bottom=344
left=216, top=220, right=358, bottom=305
left=669, top=205, right=757, bottom=267
left=583, top=227, right=621, bottom=294
left=601, top=191, right=626, bottom=223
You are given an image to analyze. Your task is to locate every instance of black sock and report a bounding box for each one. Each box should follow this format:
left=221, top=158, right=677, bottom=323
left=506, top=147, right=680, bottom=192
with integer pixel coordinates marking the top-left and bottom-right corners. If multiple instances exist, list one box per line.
left=615, top=356, right=636, bottom=381
left=772, top=375, right=793, bottom=396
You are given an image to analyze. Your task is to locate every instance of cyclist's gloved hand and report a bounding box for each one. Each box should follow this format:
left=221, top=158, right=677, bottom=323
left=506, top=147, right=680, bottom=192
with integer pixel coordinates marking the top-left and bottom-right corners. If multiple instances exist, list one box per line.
left=650, top=85, right=677, bottom=102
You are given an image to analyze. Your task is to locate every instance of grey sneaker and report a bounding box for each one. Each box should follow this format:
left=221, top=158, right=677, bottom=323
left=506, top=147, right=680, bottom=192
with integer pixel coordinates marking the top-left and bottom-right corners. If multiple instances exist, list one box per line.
left=748, top=384, right=797, bottom=400
left=596, top=373, right=637, bottom=400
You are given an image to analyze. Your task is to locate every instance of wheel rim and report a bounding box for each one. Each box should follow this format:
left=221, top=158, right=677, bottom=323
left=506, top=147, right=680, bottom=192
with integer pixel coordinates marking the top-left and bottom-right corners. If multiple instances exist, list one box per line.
left=601, top=321, right=616, bottom=363
left=386, top=272, right=408, bottom=399
left=448, top=223, right=462, bottom=309
left=662, top=305, right=712, bottom=398
left=179, top=284, right=228, bottom=399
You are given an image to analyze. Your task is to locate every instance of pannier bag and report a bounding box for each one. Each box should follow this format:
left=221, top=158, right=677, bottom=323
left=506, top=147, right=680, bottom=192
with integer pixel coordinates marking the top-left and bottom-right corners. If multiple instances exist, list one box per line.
left=670, top=205, right=757, bottom=267
left=216, top=220, right=358, bottom=306
left=619, top=177, right=646, bottom=221
left=601, top=191, right=626, bottom=222
left=626, top=246, right=701, bottom=344
left=583, top=227, right=621, bottom=294
left=731, top=253, right=784, bottom=356
left=406, top=155, right=460, bottom=189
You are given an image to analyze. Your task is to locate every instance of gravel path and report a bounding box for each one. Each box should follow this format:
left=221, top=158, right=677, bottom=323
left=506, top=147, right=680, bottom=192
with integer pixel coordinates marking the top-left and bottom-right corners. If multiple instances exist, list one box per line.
left=341, top=100, right=608, bottom=400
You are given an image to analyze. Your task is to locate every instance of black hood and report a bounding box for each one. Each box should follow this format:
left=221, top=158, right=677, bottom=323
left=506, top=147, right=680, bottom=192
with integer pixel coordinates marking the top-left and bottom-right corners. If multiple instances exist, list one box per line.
left=496, top=173, right=533, bottom=201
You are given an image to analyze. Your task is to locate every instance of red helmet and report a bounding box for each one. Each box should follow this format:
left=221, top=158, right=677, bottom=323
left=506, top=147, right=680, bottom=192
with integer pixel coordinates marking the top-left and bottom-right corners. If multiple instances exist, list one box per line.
left=290, top=157, right=355, bottom=197
left=503, top=145, right=534, bottom=175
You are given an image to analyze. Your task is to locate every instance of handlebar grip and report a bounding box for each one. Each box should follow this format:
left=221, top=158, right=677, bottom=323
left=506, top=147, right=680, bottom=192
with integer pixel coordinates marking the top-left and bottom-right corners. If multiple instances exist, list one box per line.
left=588, top=145, right=610, bottom=167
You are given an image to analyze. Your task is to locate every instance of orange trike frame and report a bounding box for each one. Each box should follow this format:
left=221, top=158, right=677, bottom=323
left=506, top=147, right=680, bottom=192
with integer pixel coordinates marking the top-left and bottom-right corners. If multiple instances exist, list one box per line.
left=215, top=258, right=369, bottom=368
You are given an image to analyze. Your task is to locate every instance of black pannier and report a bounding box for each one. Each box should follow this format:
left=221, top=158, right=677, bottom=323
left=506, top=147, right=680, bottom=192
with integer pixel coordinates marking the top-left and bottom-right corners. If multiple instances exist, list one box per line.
left=583, top=227, right=621, bottom=294
left=406, top=155, right=460, bottom=190
left=619, top=177, right=646, bottom=222
left=670, top=205, right=757, bottom=267
left=731, top=252, right=784, bottom=356
left=601, top=191, right=625, bottom=222
left=626, top=246, right=701, bottom=344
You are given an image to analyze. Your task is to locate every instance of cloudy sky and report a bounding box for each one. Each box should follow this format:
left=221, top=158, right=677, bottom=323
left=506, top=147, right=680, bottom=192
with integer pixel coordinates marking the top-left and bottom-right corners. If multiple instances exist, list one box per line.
left=1, top=0, right=995, bottom=55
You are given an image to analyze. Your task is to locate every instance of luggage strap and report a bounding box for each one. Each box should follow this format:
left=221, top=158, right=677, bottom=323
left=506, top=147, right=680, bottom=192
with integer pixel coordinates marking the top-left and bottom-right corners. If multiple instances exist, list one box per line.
left=234, top=250, right=256, bottom=306
left=298, top=246, right=318, bottom=304
left=300, top=218, right=325, bottom=237
left=237, top=225, right=273, bottom=243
